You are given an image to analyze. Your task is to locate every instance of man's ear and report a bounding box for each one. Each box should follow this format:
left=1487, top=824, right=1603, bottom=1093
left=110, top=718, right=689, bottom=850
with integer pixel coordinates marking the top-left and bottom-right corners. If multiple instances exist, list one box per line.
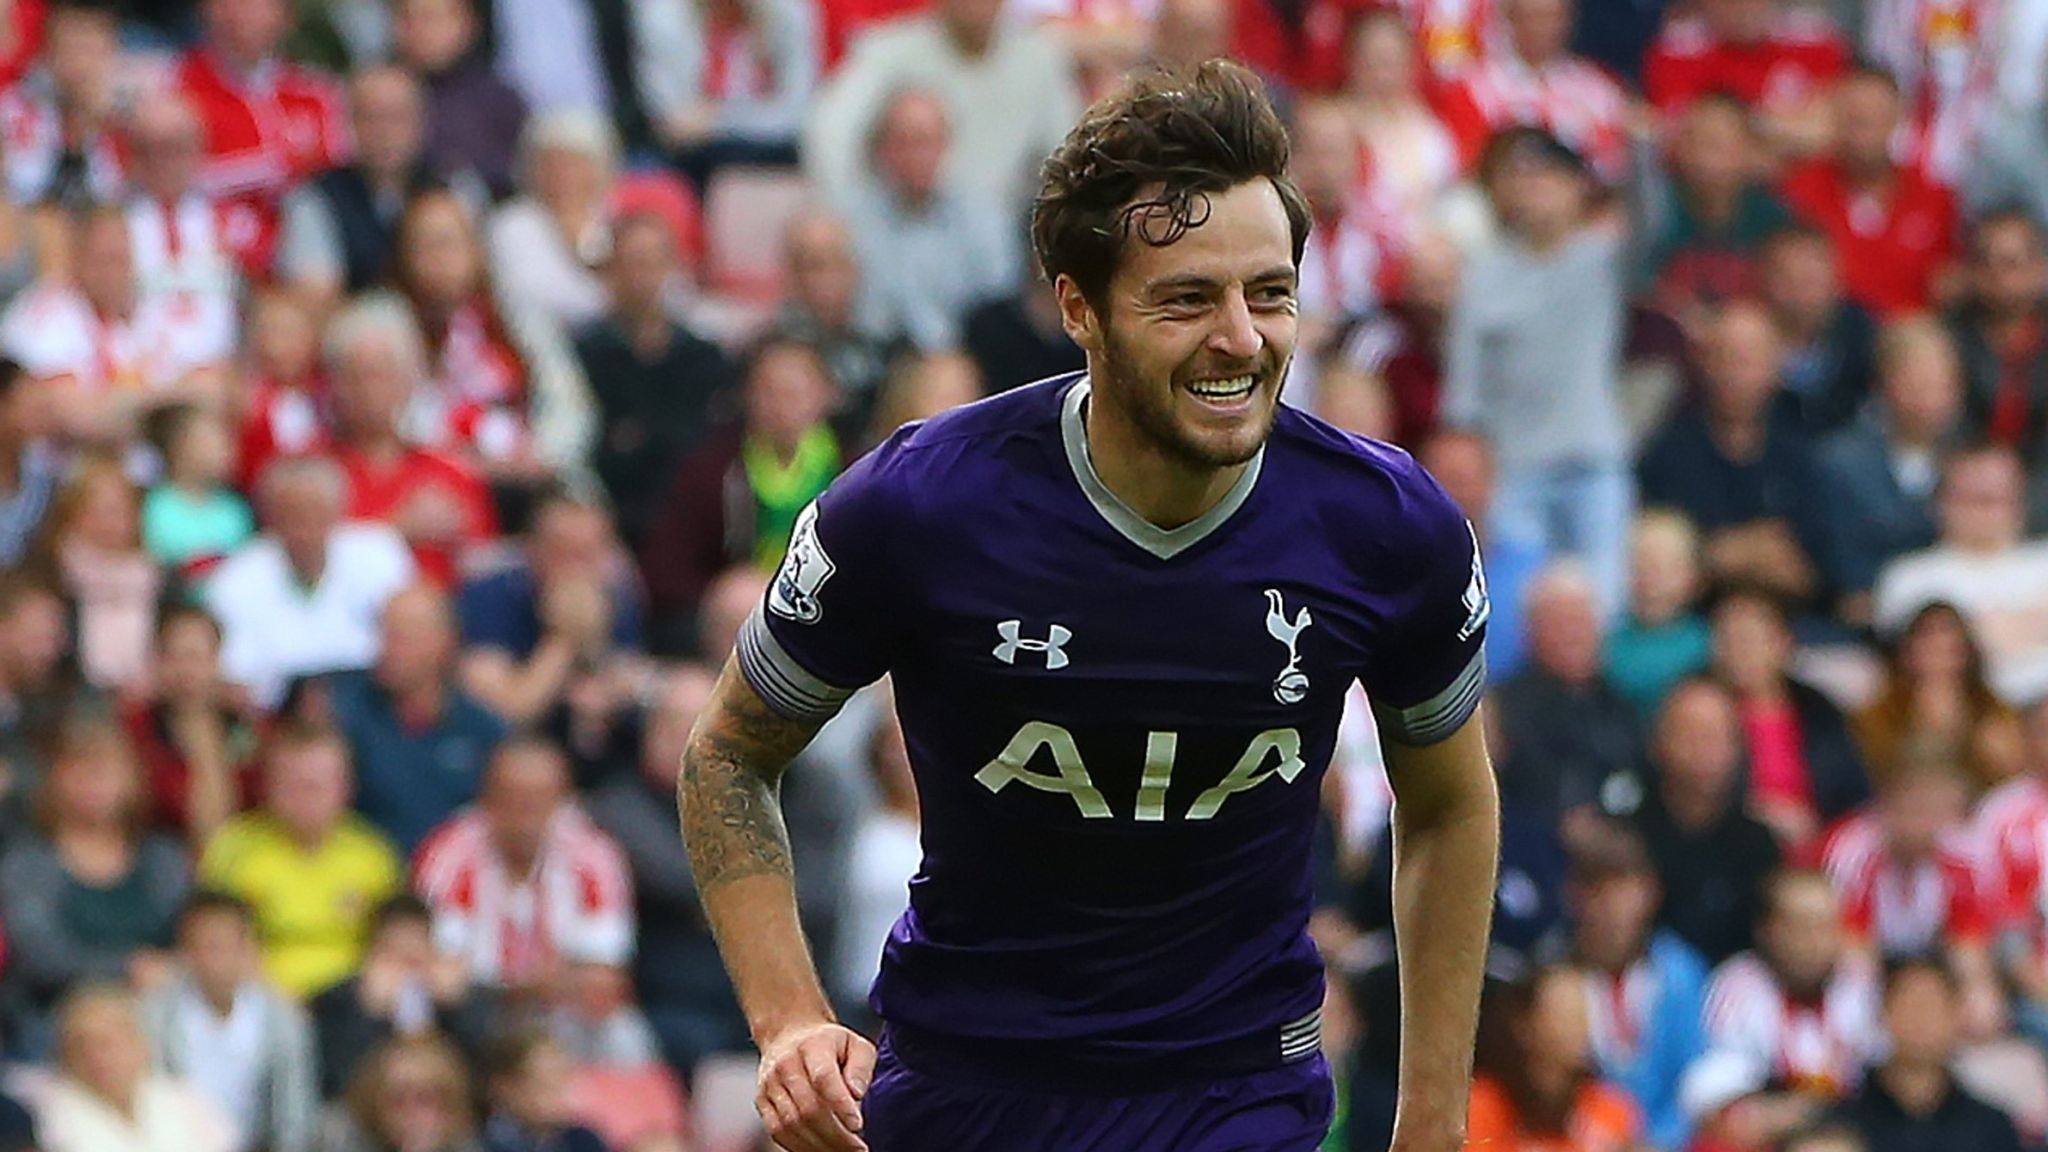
left=1053, top=274, right=1100, bottom=354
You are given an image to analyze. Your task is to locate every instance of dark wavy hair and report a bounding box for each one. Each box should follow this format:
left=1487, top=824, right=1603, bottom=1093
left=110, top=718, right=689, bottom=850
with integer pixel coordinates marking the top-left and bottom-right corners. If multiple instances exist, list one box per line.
left=1030, top=59, right=1311, bottom=310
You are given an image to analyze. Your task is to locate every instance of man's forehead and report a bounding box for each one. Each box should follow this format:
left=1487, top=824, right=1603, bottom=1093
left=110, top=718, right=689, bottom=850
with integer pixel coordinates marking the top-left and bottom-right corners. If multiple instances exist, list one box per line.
left=1113, top=183, right=1296, bottom=290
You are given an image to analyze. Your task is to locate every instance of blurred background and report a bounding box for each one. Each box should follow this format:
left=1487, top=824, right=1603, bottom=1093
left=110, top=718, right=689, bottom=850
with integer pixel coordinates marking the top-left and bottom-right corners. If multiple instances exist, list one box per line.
left=0, top=0, right=2038, bottom=1150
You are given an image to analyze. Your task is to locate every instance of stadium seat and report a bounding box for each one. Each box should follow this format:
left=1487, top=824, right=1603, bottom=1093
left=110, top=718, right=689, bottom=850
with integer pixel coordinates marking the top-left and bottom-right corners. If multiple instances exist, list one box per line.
left=702, top=166, right=813, bottom=301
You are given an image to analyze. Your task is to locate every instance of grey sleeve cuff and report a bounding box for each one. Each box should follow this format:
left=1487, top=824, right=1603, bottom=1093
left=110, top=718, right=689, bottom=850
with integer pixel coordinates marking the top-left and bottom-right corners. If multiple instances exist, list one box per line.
left=1371, top=649, right=1487, bottom=747
left=736, top=607, right=855, bottom=722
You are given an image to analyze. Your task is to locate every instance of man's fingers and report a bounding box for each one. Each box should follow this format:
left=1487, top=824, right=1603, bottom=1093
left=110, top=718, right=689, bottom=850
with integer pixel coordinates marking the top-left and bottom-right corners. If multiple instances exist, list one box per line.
left=843, top=1032, right=879, bottom=1099
left=802, top=1038, right=864, bottom=1130
left=773, top=1052, right=866, bottom=1152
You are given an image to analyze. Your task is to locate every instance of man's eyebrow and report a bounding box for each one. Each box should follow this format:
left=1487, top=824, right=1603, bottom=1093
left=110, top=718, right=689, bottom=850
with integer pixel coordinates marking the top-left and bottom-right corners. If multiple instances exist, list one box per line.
left=1143, top=266, right=1298, bottom=294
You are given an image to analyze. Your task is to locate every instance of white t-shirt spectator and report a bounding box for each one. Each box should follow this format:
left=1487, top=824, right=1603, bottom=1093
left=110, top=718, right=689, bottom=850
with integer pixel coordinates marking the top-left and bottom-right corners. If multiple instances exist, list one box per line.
left=202, top=522, right=416, bottom=707
left=1873, top=542, right=2048, bottom=703
left=833, top=808, right=919, bottom=1008
left=1681, top=951, right=1883, bottom=1121
left=0, top=282, right=232, bottom=393
left=127, top=194, right=243, bottom=343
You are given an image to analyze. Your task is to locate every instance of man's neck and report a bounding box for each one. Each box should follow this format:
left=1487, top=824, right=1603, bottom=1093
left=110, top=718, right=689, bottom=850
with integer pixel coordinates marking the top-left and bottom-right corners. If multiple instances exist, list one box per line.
left=393, top=679, right=448, bottom=725
left=1687, top=180, right=1744, bottom=224
left=1843, top=157, right=1896, bottom=193
left=620, top=305, right=672, bottom=358
left=1516, top=222, right=1576, bottom=258
left=199, top=982, right=240, bottom=1017
left=1082, top=387, right=1245, bottom=530
left=1879, top=1060, right=1950, bottom=1116
left=364, top=160, right=413, bottom=196
left=1662, top=787, right=1726, bottom=833
left=285, top=543, right=328, bottom=587
left=943, top=19, right=993, bottom=58
left=1706, top=408, right=1766, bottom=458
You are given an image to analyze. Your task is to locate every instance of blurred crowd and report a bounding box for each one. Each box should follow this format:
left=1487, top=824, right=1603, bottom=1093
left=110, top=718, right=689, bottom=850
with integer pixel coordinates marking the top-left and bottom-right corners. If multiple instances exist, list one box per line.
left=0, top=0, right=2044, bottom=1149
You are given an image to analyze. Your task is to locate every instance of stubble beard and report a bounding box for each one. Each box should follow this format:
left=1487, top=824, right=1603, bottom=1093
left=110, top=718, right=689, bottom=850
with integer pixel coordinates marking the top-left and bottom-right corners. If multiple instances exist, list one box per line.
left=1095, top=325, right=1278, bottom=472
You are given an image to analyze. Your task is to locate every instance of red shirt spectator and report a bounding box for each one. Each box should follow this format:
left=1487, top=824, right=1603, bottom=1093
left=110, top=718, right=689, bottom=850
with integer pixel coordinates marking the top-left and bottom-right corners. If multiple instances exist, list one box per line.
left=170, top=0, right=346, bottom=270
left=1975, top=770, right=2048, bottom=957
left=1823, top=809, right=1990, bottom=956
left=1780, top=70, right=1959, bottom=314
left=1434, top=0, right=1628, bottom=177
left=0, top=0, right=121, bottom=208
left=0, top=0, right=48, bottom=91
left=1642, top=2, right=1846, bottom=113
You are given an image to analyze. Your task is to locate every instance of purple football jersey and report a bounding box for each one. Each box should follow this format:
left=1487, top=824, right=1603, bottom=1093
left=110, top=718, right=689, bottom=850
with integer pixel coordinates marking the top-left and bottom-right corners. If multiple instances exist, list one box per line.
left=737, top=373, right=1488, bottom=1083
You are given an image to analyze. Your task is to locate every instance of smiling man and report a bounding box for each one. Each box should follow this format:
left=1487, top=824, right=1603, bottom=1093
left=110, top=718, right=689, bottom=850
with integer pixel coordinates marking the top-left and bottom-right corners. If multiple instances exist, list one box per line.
left=679, top=60, right=1501, bottom=1152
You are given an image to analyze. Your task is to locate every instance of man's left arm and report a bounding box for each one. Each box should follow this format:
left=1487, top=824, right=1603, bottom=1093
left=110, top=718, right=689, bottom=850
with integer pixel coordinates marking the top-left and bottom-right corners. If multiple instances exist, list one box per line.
left=1381, top=714, right=1499, bottom=1152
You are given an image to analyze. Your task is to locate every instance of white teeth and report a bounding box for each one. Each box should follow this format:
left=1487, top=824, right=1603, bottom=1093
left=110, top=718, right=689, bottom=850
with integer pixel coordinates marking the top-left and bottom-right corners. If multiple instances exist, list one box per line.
left=1187, top=375, right=1256, bottom=398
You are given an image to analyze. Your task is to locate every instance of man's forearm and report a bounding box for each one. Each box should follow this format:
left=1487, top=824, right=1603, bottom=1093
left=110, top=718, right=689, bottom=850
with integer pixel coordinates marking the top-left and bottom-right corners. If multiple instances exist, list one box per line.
left=679, top=662, right=836, bottom=1042
left=1384, top=723, right=1500, bottom=1150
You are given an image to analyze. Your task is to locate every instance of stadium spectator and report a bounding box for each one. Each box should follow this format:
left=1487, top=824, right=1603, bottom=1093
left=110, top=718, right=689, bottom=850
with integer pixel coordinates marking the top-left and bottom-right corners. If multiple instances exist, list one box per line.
left=545, top=955, right=663, bottom=1067
left=1336, top=9, right=1459, bottom=248
left=1681, top=870, right=1882, bottom=1147
left=170, top=0, right=346, bottom=264
left=1437, top=0, right=1631, bottom=179
left=412, top=736, right=634, bottom=994
left=863, top=350, right=984, bottom=449
left=1446, top=127, right=1632, bottom=618
left=457, top=492, right=645, bottom=727
left=39, top=984, right=236, bottom=1152
left=390, top=0, right=526, bottom=198
left=1492, top=563, right=1646, bottom=830
left=1145, top=0, right=1229, bottom=72
left=329, top=583, right=505, bottom=853
left=198, top=724, right=404, bottom=998
left=834, top=693, right=917, bottom=1017
left=277, top=66, right=440, bottom=304
left=1759, top=224, right=1878, bottom=436
left=1604, top=509, right=1711, bottom=717
left=574, top=210, right=732, bottom=544
left=636, top=0, right=818, bottom=188
left=124, top=99, right=242, bottom=346
left=1948, top=209, right=2048, bottom=523
left=478, top=1030, right=611, bottom=1152
left=1874, top=444, right=2048, bottom=703
left=1333, top=231, right=1460, bottom=449
left=843, top=87, right=1019, bottom=352
left=1638, top=93, right=1793, bottom=325
left=0, top=576, right=81, bottom=833
left=1565, top=822, right=1710, bottom=1151
left=0, top=0, right=121, bottom=212
left=1814, top=317, right=1958, bottom=616
left=396, top=191, right=593, bottom=503
left=1625, top=677, right=1783, bottom=964
left=1311, top=360, right=1395, bottom=440
left=1638, top=299, right=1824, bottom=605
left=1641, top=0, right=1847, bottom=126
left=204, top=455, right=415, bottom=708
left=961, top=266, right=1084, bottom=396
left=326, top=291, right=496, bottom=585
left=487, top=112, right=616, bottom=333
left=1463, top=964, right=1645, bottom=1151
left=1851, top=601, right=2023, bottom=795
left=584, top=665, right=745, bottom=1075
left=774, top=208, right=905, bottom=429
left=37, top=457, right=160, bottom=692
left=1290, top=98, right=1396, bottom=353
left=1823, top=759, right=2004, bottom=1032
left=309, top=897, right=496, bottom=1101
left=122, top=605, right=261, bottom=846
left=143, top=404, right=254, bottom=573
left=639, top=336, right=841, bottom=651
left=1710, top=587, right=1869, bottom=852
left=0, top=205, right=233, bottom=444
left=138, top=892, right=319, bottom=1152
left=313, top=1033, right=480, bottom=1152
left=0, top=717, right=190, bottom=1053
left=235, top=289, right=333, bottom=492
left=1781, top=67, right=1961, bottom=317
left=1006, top=0, right=1152, bottom=100
left=802, top=0, right=1081, bottom=218
left=0, top=357, right=57, bottom=568
left=1975, top=697, right=2048, bottom=1051
left=1831, top=959, right=2025, bottom=1152
left=1419, top=430, right=1542, bottom=680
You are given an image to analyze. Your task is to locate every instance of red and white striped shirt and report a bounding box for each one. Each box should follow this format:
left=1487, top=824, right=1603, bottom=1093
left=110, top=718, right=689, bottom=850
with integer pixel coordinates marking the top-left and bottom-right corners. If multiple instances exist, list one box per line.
left=128, top=194, right=242, bottom=353
left=1975, top=775, right=2048, bottom=950
left=1696, top=950, right=1883, bottom=1099
left=1863, top=0, right=1996, bottom=187
left=1435, top=52, right=1631, bottom=178
left=1821, top=811, right=1990, bottom=955
left=0, top=81, right=123, bottom=206
left=413, top=804, right=634, bottom=988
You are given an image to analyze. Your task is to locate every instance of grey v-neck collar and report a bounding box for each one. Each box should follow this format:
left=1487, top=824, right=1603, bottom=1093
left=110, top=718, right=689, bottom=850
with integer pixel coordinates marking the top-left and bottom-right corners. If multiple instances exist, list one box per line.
left=1059, top=377, right=1265, bottom=560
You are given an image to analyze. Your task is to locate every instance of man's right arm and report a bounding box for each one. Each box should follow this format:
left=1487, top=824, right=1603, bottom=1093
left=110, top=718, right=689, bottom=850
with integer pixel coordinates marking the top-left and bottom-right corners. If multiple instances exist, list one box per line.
left=680, top=656, right=874, bottom=1152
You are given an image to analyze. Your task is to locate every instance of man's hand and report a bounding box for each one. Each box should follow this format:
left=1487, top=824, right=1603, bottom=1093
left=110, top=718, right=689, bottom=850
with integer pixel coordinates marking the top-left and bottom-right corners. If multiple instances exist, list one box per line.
left=757, top=1021, right=876, bottom=1152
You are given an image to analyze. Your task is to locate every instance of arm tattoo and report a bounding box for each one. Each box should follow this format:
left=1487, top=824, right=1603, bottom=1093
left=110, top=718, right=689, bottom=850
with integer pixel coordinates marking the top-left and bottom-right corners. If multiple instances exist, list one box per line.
left=679, top=662, right=824, bottom=890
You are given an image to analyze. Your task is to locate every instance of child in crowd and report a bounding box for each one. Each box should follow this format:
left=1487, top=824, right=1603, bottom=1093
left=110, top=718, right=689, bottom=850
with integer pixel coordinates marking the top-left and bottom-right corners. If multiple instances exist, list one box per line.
left=482, top=1031, right=612, bottom=1152
left=1606, top=508, right=1712, bottom=717
left=236, top=289, right=331, bottom=491
left=39, top=457, right=161, bottom=691
left=546, top=962, right=687, bottom=1152
left=142, top=404, right=254, bottom=574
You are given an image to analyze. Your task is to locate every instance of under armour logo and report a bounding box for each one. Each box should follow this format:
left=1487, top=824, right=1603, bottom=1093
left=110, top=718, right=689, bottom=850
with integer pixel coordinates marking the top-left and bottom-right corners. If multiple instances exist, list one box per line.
left=1265, top=590, right=1312, bottom=705
left=994, top=620, right=1071, bottom=669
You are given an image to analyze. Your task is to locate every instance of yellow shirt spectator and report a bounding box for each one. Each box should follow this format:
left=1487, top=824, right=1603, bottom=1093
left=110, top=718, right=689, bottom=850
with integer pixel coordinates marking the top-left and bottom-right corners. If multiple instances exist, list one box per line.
left=200, top=811, right=403, bottom=998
